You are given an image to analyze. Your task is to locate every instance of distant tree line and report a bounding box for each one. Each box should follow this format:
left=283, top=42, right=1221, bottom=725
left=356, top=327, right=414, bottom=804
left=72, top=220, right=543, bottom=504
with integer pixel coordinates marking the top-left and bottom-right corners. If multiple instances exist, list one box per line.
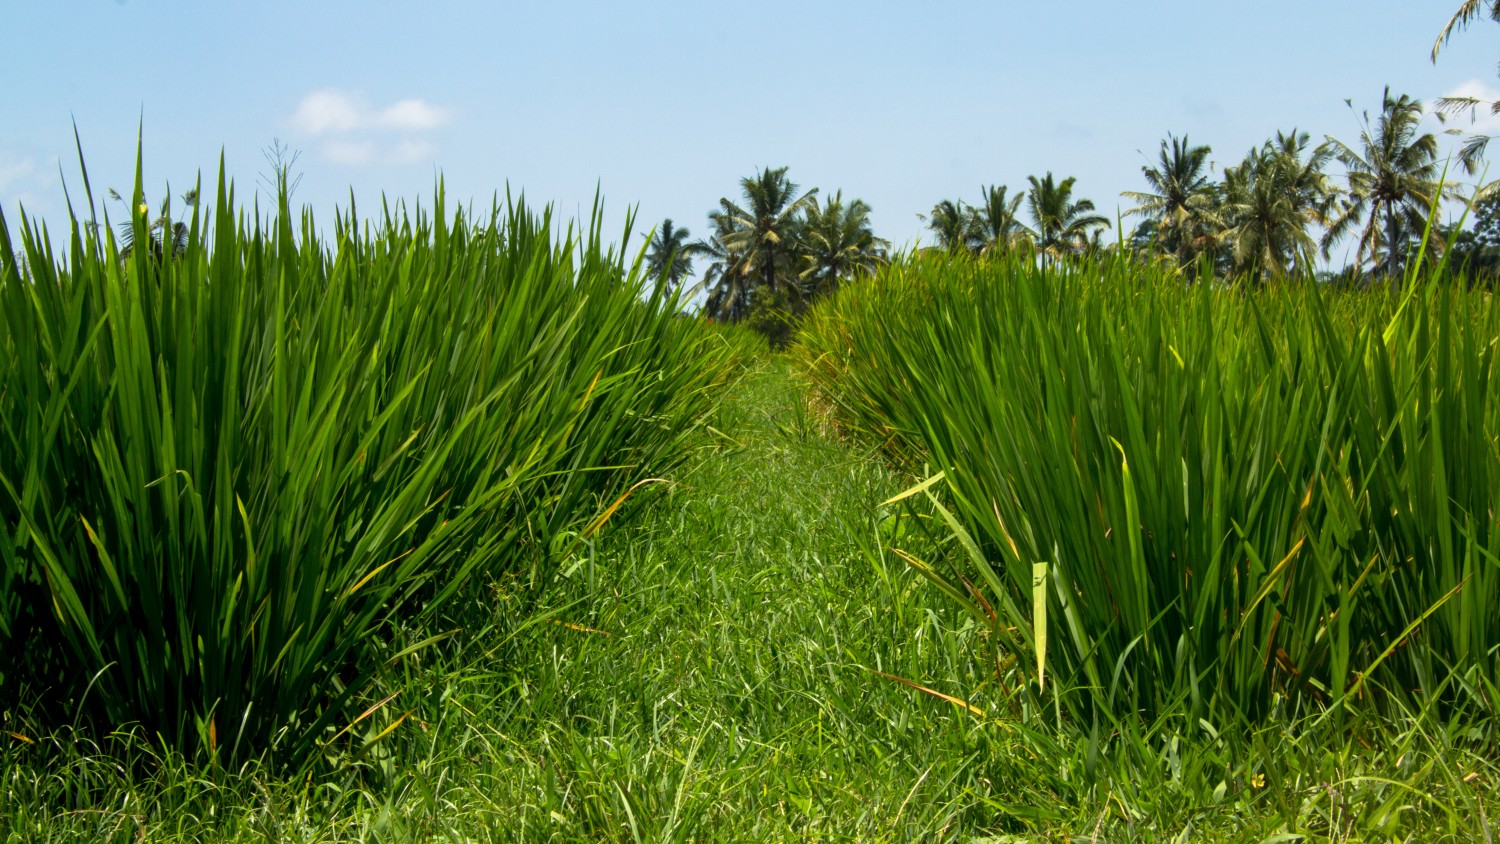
left=933, top=89, right=1477, bottom=289
left=645, top=167, right=888, bottom=345
left=642, top=4, right=1500, bottom=336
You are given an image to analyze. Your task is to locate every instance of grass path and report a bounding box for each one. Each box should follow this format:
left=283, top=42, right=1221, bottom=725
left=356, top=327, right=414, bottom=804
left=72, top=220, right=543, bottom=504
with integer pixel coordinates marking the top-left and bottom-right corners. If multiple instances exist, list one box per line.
left=464, top=360, right=1000, bottom=841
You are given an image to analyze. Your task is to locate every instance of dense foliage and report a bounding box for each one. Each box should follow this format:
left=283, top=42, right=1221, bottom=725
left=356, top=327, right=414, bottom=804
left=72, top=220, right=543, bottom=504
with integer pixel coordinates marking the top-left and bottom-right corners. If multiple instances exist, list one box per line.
left=0, top=155, right=737, bottom=766
left=797, top=250, right=1500, bottom=731
left=640, top=168, right=889, bottom=345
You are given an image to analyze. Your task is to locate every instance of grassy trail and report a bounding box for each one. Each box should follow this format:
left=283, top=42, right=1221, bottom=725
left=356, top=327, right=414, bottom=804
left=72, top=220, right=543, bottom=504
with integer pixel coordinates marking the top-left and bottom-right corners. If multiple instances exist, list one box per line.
left=473, top=360, right=997, bottom=840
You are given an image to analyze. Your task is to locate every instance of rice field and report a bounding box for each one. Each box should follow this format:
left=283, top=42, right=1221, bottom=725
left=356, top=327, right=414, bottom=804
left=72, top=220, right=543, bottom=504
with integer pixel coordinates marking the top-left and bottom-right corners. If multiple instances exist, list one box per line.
left=0, top=155, right=740, bottom=769
left=797, top=249, right=1500, bottom=728
left=2, top=157, right=1498, bottom=840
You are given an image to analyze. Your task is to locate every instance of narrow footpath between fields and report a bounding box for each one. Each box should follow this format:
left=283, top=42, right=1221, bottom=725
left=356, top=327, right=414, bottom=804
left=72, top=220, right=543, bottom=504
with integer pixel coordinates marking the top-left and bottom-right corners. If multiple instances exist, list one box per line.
left=484, top=360, right=1002, bottom=841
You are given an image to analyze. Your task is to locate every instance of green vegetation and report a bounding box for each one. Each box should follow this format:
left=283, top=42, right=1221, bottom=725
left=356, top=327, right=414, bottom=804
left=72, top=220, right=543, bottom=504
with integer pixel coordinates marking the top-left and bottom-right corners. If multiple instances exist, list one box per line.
left=659, top=166, right=888, bottom=345
left=4, top=8, right=1500, bottom=840
left=1324, top=91, right=1448, bottom=281
left=6, top=356, right=1497, bottom=841
left=643, top=218, right=696, bottom=295
left=0, top=152, right=736, bottom=767
left=796, top=248, right=1500, bottom=837
left=1121, top=134, right=1215, bottom=273
left=1443, top=191, right=1500, bottom=280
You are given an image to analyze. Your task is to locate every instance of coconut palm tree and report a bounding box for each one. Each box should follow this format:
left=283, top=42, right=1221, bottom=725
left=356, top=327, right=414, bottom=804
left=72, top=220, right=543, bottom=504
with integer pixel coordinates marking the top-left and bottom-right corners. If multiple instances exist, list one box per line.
left=717, top=167, right=818, bottom=302
left=924, top=199, right=983, bottom=254
left=1218, top=144, right=1313, bottom=279
left=1217, top=130, right=1337, bottom=281
left=1122, top=134, right=1216, bottom=269
left=690, top=210, right=753, bottom=322
left=1322, top=90, right=1446, bottom=284
left=1026, top=173, right=1109, bottom=263
left=645, top=219, right=694, bottom=293
left=798, top=191, right=888, bottom=296
left=975, top=185, right=1033, bottom=256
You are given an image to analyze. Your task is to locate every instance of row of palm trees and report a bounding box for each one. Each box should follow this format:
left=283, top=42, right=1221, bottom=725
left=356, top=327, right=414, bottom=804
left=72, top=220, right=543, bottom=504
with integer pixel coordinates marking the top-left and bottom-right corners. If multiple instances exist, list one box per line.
left=645, top=167, right=888, bottom=322
left=1134, top=90, right=1446, bottom=284
left=648, top=87, right=1478, bottom=325
left=925, top=174, right=1109, bottom=264
left=641, top=3, right=1496, bottom=321
left=929, top=89, right=1453, bottom=286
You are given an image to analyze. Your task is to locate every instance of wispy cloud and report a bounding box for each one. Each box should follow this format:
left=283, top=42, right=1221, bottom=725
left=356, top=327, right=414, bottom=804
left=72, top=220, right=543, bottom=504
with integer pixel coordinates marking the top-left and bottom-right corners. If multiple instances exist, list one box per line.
left=290, top=90, right=365, bottom=136
left=377, top=100, right=448, bottom=132
left=288, top=88, right=450, bottom=166
left=0, top=155, right=38, bottom=196
left=0, top=151, right=58, bottom=218
left=391, top=139, right=435, bottom=162
left=322, top=139, right=378, bottom=166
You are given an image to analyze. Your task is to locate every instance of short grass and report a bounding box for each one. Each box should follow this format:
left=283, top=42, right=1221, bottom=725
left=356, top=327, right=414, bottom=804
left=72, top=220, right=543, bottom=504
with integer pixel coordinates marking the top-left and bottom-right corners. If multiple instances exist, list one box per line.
left=3, top=361, right=1497, bottom=842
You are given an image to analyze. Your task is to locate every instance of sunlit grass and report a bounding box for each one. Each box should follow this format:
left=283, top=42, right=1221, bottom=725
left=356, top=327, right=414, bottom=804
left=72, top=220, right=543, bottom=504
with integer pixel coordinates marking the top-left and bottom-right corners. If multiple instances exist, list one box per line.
left=4, top=362, right=1495, bottom=841
left=797, top=250, right=1500, bottom=730
left=0, top=149, right=736, bottom=767
left=3, top=146, right=1497, bottom=839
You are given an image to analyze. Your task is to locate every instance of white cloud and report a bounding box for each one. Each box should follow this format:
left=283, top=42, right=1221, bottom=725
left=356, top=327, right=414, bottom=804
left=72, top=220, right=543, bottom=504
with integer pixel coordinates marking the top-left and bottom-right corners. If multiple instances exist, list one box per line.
left=288, top=88, right=451, bottom=166
left=322, top=139, right=378, bottom=166
left=0, top=152, right=57, bottom=219
left=290, top=89, right=365, bottom=136
left=391, top=139, right=435, bottom=162
left=0, top=155, right=37, bottom=194
left=377, top=100, right=449, bottom=132
left=290, top=89, right=451, bottom=137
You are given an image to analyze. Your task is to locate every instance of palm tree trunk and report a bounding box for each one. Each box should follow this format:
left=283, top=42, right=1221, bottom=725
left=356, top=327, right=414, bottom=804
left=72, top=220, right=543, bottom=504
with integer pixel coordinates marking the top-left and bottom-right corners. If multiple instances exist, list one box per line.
left=1388, top=206, right=1402, bottom=291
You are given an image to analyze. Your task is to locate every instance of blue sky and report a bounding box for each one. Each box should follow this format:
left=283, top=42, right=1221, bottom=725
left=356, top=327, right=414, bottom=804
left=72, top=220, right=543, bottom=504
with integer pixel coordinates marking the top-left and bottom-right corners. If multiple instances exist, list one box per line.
left=3, top=1, right=1498, bottom=268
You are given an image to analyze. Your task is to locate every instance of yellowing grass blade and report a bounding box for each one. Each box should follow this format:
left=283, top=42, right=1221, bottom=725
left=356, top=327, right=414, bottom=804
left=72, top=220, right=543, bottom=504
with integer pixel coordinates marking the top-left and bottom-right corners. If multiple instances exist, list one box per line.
left=363, top=711, right=411, bottom=747
left=583, top=477, right=671, bottom=538
left=864, top=667, right=986, bottom=718
left=1033, top=562, right=1049, bottom=690
left=881, top=471, right=947, bottom=507
left=329, top=691, right=400, bottom=744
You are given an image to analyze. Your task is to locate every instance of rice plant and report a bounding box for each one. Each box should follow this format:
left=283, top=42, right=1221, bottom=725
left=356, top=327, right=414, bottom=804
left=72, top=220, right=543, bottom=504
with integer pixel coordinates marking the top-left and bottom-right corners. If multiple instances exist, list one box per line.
left=796, top=250, right=1500, bottom=731
left=0, top=149, right=735, bottom=767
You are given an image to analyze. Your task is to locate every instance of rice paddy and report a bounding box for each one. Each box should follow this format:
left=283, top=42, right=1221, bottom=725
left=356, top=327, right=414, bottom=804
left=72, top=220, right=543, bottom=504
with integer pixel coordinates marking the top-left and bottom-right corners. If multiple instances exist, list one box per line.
left=2, top=160, right=1498, bottom=841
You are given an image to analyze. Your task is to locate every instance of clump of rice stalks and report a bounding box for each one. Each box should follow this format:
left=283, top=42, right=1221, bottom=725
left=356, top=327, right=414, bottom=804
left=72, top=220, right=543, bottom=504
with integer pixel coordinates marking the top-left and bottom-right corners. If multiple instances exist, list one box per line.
left=797, top=250, right=1500, bottom=732
left=0, top=147, right=735, bottom=767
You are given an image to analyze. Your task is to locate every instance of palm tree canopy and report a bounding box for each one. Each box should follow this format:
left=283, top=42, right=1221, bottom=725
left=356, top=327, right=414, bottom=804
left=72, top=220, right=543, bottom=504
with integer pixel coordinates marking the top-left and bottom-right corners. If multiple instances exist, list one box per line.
left=1122, top=135, right=1218, bottom=268
left=1432, top=0, right=1500, bottom=59
left=1123, top=135, right=1213, bottom=223
left=1220, top=131, right=1336, bottom=278
left=799, top=191, right=888, bottom=295
left=975, top=184, right=1034, bottom=255
left=1431, top=3, right=1500, bottom=172
left=1322, top=89, right=1445, bottom=276
left=718, top=166, right=818, bottom=296
left=645, top=218, right=694, bottom=291
left=688, top=211, right=752, bottom=322
left=1026, top=172, right=1109, bottom=258
left=924, top=199, right=983, bottom=254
